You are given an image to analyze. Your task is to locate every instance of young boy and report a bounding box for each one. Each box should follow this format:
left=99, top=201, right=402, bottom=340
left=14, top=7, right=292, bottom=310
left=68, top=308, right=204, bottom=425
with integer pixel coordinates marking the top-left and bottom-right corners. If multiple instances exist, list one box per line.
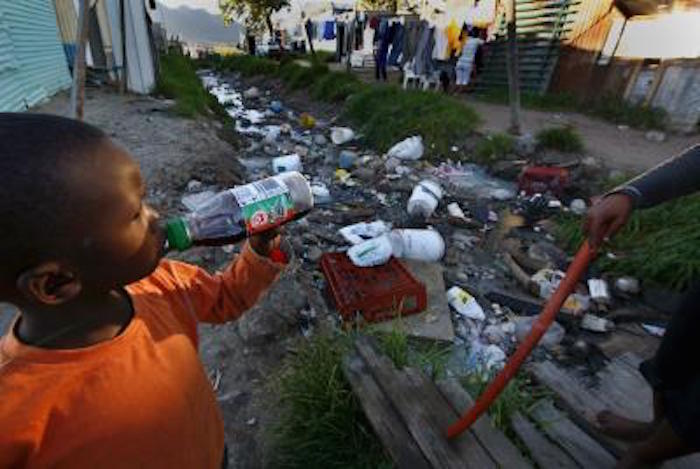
left=0, top=113, right=286, bottom=468
left=585, top=144, right=700, bottom=468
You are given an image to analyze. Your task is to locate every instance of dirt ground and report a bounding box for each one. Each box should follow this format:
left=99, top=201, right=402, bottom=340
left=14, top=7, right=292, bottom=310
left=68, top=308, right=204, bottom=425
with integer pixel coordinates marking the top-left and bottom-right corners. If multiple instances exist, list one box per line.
left=341, top=65, right=698, bottom=174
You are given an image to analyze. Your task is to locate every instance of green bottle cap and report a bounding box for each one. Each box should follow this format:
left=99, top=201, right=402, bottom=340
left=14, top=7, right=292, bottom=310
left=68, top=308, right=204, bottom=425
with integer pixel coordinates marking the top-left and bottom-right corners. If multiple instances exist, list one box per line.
left=166, top=218, right=192, bottom=251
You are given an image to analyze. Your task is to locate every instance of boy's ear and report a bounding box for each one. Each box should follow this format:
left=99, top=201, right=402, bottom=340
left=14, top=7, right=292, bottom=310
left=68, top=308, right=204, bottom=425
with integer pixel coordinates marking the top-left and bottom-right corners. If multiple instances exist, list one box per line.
left=16, top=262, right=82, bottom=306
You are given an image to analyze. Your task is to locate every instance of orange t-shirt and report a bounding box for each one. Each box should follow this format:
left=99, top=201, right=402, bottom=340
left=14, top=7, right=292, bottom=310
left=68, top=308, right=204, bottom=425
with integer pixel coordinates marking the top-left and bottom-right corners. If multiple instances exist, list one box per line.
left=0, top=243, right=283, bottom=469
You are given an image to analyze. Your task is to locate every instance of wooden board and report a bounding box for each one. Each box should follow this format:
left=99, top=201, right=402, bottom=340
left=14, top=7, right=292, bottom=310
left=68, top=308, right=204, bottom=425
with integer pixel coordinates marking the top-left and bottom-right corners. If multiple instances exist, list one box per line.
left=343, top=353, right=431, bottom=469
left=530, top=400, right=617, bottom=469
left=594, top=323, right=660, bottom=361
left=436, top=377, right=533, bottom=469
left=510, top=411, right=579, bottom=469
left=354, top=336, right=496, bottom=469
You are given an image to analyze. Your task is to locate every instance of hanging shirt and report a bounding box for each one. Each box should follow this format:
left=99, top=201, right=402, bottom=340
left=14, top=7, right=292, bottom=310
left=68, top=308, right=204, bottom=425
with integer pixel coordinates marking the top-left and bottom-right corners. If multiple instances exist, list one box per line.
left=432, top=27, right=449, bottom=61
left=446, top=20, right=462, bottom=57
left=323, top=21, right=336, bottom=40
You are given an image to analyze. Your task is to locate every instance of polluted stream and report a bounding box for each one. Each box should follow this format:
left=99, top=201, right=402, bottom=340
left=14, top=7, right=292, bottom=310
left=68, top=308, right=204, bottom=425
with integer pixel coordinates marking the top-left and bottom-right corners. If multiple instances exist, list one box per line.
left=195, top=68, right=618, bottom=382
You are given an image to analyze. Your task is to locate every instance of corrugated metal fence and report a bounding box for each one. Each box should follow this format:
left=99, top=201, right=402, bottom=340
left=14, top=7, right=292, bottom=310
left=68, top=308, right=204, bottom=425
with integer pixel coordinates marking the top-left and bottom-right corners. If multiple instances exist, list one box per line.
left=0, top=1, right=71, bottom=111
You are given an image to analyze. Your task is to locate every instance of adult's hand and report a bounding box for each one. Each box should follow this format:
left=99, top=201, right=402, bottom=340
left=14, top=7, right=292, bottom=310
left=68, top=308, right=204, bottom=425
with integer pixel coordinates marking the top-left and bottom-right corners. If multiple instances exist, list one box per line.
left=583, top=193, right=634, bottom=250
left=249, top=228, right=281, bottom=257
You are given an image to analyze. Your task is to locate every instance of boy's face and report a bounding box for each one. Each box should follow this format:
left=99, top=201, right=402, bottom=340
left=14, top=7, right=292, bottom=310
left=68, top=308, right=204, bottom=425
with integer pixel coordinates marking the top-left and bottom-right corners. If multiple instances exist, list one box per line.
left=74, top=140, right=165, bottom=290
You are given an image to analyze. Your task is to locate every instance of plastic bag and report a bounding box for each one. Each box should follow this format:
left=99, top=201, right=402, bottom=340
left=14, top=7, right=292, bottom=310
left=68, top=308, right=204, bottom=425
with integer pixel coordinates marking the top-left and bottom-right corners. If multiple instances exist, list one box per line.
left=386, top=136, right=424, bottom=160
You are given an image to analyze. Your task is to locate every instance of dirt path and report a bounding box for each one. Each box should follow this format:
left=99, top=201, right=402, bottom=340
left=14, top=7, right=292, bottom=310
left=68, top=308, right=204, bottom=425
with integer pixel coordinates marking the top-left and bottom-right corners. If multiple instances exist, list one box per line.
left=464, top=98, right=698, bottom=174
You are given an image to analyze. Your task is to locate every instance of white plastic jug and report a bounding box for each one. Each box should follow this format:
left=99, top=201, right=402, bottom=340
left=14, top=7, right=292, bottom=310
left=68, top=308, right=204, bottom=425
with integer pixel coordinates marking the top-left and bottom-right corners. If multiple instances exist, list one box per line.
left=272, top=153, right=302, bottom=174
left=390, top=229, right=445, bottom=262
left=330, top=127, right=355, bottom=145
left=407, top=180, right=443, bottom=218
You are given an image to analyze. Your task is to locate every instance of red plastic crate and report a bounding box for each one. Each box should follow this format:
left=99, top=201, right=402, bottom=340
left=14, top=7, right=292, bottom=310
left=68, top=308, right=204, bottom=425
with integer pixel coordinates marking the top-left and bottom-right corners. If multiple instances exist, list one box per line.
left=518, top=166, right=570, bottom=196
left=320, top=253, right=427, bottom=323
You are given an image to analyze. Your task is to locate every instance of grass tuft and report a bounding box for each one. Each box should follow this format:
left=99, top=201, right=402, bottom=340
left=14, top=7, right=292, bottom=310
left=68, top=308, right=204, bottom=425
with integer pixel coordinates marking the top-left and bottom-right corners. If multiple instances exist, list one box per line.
left=536, top=126, right=584, bottom=153
left=556, top=193, right=700, bottom=291
left=474, top=132, right=515, bottom=163
left=156, top=53, right=229, bottom=119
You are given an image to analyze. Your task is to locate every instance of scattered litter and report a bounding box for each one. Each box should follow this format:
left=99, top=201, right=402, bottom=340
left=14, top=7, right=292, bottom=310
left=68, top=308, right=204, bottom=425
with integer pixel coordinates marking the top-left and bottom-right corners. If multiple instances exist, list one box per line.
left=580, top=313, right=614, bottom=333
left=338, top=150, right=358, bottom=169
left=615, top=276, right=641, bottom=295
left=264, top=126, right=281, bottom=143
left=310, top=183, right=332, bottom=205
left=447, top=202, right=466, bottom=219
left=246, top=417, right=257, bottom=426
left=547, top=199, right=563, bottom=209
left=269, top=100, right=283, bottom=113
left=645, top=130, right=666, bottom=142
left=384, top=156, right=401, bottom=172
left=339, top=220, right=391, bottom=245
left=514, top=133, right=536, bottom=157
left=395, top=165, right=413, bottom=176
left=181, top=191, right=216, bottom=211
left=451, top=146, right=459, bottom=152
left=588, top=279, right=611, bottom=303
left=242, top=86, right=260, bottom=98
left=299, top=112, right=316, bottom=129
left=407, top=180, right=443, bottom=218
left=433, top=162, right=516, bottom=200
left=518, top=166, right=570, bottom=196
left=570, top=198, right=587, bottom=215
left=330, top=127, right=355, bottom=145
left=313, top=134, right=327, bottom=145
left=347, top=229, right=445, bottom=267
left=334, top=168, right=357, bottom=186
left=642, top=323, right=665, bottom=337
left=467, top=341, right=506, bottom=375
left=447, top=286, right=485, bottom=320
left=272, top=153, right=302, bottom=173
left=515, top=316, right=565, bottom=349
left=386, top=135, right=424, bottom=160
left=187, top=179, right=203, bottom=192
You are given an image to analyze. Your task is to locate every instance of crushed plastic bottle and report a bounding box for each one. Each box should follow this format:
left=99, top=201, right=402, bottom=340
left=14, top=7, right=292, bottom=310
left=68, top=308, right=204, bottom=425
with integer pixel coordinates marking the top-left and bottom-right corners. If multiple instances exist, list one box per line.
left=166, top=172, right=313, bottom=251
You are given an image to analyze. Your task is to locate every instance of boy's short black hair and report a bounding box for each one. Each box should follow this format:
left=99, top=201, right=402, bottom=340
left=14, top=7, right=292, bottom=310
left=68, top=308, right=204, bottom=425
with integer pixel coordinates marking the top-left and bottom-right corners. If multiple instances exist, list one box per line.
left=0, top=113, right=108, bottom=280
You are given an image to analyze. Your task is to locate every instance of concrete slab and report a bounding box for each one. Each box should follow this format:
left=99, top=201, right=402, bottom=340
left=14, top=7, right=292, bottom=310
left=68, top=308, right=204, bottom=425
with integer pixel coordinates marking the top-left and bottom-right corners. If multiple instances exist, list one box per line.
left=371, top=260, right=455, bottom=343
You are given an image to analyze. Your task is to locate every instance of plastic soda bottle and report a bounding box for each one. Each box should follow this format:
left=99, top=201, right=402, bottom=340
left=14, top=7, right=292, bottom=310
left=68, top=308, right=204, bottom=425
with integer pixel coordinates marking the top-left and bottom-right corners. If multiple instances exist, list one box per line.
left=165, top=171, right=313, bottom=251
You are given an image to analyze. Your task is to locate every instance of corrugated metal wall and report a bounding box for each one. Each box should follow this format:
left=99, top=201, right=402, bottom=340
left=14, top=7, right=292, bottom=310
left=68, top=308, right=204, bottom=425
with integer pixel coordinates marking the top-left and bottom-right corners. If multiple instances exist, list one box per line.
left=0, top=1, right=71, bottom=111
left=651, top=60, right=700, bottom=132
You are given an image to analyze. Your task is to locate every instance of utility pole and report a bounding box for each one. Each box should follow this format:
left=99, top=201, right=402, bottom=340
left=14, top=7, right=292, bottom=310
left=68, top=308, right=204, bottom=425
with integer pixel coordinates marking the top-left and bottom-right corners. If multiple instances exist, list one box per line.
left=506, top=0, right=521, bottom=135
left=120, top=0, right=128, bottom=93
left=70, top=0, right=90, bottom=120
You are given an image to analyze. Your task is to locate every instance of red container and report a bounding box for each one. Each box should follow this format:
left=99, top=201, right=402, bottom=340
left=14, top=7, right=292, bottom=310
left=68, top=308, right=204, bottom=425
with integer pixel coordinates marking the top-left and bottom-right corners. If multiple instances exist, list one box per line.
left=320, top=253, right=427, bottom=323
left=518, top=166, right=570, bottom=196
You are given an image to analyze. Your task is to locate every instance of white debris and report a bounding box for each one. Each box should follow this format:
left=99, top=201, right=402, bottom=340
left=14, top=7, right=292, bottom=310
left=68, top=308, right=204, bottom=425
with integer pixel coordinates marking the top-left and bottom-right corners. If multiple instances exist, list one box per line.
left=447, top=286, right=485, bottom=321
left=386, top=135, right=424, bottom=160
left=330, top=127, right=355, bottom=145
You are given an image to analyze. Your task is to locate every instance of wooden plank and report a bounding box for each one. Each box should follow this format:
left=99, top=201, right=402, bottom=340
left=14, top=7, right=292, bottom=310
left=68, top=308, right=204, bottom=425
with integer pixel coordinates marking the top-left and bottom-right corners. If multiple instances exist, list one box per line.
left=354, top=336, right=496, bottom=469
left=530, top=400, right=616, bottom=469
left=342, top=353, right=431, bottom=469
left=436, top=377, right=533, bottom=469
left=511, top=411, right=579, bottom=469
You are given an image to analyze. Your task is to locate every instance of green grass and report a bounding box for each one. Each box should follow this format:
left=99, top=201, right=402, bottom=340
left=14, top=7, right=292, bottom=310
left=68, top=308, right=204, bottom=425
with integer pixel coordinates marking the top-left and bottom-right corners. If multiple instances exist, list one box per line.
left=475, top=132, right=515, bottom=163
left=212, top=54, right=481, bottom=159
left=462, top=372, right=550, bottom=442
left=156, top=53, right=230, bottom=120
left=343, top=85, right=481, bottom=156
left=556, top=194, right=700, bottom=291
left=269, top=330, right=451, bottom=468
left=476, top=88, right=667, bottom=130
left=536, top=126, right=584, bottom=153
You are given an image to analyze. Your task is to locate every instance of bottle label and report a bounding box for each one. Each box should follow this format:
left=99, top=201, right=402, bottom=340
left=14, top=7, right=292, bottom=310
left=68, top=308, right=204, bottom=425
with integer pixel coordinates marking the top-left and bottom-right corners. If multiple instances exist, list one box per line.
left=232, top=177, right=295, bottom=235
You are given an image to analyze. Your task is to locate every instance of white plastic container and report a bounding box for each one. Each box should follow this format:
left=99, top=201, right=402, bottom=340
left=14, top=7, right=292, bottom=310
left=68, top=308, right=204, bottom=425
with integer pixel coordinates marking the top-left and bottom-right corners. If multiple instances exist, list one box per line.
left=407, top=180, right=443, bottom=218
left=446, top=286, right=485, bottom=321
left=390, top=229, right=445, bottom=262
left=386, top=135, right=424, bottom=160
left=272, top=153, right=302, bottom=173
left=347, top=229, right=445, bottom=267
left=330, top=127, right=355, bottom=145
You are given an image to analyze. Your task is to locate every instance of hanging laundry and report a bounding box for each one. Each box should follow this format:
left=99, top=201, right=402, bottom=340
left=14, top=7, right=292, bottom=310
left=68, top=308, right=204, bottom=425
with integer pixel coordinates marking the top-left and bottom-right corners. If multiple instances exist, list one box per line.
left=446, top=20, right=462, bottom=57
left=375, top=18, right=390, bottom=80
left=432, top=26, right=449, bottom=61
left=323, top=21, right=336, bottom=40
left=400, top=20, right=421, bottom=67
left=387, top=22, right=404, bottom=66
left=413, top=23, right=435, bottom=76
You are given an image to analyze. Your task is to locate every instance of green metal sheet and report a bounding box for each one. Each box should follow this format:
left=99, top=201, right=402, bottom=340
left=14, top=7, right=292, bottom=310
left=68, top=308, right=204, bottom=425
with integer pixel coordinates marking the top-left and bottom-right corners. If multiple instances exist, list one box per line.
left=0, top=1, right=71, bottom=111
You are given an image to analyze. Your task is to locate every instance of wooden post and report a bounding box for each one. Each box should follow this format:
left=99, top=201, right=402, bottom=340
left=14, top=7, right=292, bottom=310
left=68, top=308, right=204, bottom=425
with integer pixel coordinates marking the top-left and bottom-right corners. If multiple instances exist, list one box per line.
left=120, top=0, right=128, bottom=94
left=506, top=0, right=521, bottom=135
left=70, top=0, right=90, bottom=120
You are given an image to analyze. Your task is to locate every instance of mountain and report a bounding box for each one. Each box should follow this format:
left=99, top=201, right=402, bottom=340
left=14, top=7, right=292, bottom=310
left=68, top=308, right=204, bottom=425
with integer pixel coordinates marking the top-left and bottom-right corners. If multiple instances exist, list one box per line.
left=156, top=3, right=241, bottom=45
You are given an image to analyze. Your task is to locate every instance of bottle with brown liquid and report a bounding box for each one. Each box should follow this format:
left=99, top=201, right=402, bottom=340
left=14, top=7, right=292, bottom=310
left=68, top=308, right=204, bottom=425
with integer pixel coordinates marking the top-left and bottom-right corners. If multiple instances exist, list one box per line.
left=165, top=172, right=313, bottom=251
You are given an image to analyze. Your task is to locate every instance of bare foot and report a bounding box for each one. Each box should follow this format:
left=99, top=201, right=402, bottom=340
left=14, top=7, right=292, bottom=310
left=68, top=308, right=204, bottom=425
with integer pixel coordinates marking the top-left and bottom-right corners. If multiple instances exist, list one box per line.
left=597, top=410, right=655, bottom=441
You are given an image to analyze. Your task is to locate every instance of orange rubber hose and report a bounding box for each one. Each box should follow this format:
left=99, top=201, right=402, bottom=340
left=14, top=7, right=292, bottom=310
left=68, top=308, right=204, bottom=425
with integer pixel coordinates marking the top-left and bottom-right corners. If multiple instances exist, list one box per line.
left=447, top=241, right=595, bottom=439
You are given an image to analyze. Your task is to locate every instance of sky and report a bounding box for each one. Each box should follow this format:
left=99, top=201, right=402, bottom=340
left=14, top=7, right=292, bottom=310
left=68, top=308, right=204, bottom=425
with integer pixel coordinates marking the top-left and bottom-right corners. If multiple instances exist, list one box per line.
left=159, top=0, right=220, bottom=14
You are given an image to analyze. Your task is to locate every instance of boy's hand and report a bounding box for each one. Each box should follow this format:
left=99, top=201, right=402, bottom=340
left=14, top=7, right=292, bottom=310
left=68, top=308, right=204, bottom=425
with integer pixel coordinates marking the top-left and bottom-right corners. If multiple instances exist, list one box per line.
left=583, top=193, right=634, bottom=250
left=249, top=228, right=281, bottom=257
